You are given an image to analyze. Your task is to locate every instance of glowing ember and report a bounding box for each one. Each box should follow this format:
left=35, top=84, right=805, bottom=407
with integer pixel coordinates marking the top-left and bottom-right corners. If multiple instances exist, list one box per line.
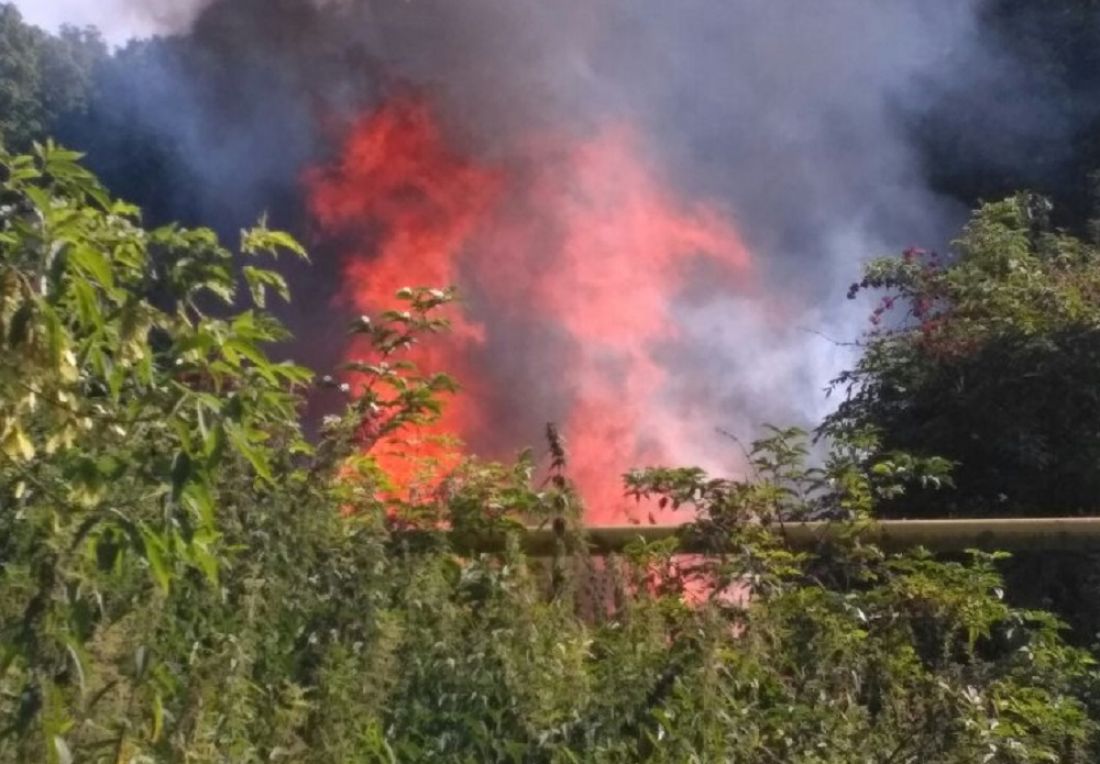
left=306, top=93, right=752, bottom=521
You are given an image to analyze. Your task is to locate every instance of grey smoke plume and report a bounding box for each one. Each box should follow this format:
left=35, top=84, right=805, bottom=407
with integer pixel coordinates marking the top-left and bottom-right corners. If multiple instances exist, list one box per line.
left=55, top=0, right=1017, bottom=471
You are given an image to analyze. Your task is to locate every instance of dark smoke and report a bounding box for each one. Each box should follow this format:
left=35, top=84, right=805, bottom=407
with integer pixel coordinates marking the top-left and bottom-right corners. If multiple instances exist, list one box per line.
left=910, top=1, right=1100, bottom=228
left=47, top=0, right=1095, bottom=466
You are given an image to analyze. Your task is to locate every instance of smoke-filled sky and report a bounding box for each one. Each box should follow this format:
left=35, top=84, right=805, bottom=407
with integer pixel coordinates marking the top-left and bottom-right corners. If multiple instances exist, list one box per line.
left=12, top=0, right=199, bottom=43
left=17, top=0, right=1065, bottom=514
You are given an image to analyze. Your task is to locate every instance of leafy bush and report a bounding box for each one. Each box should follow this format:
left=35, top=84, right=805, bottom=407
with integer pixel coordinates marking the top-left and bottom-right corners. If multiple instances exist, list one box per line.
left=825, top=194, right=1100, bottom=518
left=1, top=148, right=1097, bottom=762
left=822, top=194, right=1100, bottom=643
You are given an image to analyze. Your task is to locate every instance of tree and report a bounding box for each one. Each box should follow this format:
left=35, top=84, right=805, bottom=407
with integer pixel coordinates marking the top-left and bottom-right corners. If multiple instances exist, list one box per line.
left=914, top=0, right=1100, bottom=234
left=0, top=4, right=45, bottom=149
left=0, top=4, right=105, bottom=151
left=826, top=193, right=1100, bottom=518
left=823, top=193, right=1100, bottom=644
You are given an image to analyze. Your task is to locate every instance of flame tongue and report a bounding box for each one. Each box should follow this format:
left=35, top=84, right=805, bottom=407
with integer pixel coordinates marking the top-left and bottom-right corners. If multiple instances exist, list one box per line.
left=306, top=93, right=752, bottom=522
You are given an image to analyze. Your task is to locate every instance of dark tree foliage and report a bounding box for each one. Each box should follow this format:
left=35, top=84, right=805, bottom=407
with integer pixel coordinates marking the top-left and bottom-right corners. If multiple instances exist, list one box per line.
left=913, top=0, right=1100, bottom=232
left=825, top=194, right=1100, bottom=519
left=0, top=4, right=105, bottom=151
left=52, top=39, right=207, bottom=229
left=825, top=194, right=1100, bottom=643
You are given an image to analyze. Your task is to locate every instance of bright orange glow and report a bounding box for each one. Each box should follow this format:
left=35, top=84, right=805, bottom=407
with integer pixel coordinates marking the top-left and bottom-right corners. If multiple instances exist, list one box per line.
left=306, top=93, right=752, bottom=521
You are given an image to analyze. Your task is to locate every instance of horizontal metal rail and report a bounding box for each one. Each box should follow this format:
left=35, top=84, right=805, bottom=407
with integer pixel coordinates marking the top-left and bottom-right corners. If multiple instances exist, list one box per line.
left=426, top=518, right=1100, bottom=555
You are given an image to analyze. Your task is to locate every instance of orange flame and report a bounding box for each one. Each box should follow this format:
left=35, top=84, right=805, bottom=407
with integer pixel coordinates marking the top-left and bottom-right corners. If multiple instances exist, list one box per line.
left=306, top=93, right=752, bottom=521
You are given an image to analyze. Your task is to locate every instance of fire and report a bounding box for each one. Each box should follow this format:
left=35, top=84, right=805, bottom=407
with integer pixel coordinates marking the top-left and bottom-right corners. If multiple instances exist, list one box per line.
left=306, top=93, right=752, bottom=521
left=305, top=95, right=501, bottom=492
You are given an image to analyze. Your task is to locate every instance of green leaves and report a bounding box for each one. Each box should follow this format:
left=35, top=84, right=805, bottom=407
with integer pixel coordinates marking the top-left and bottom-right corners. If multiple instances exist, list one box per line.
left=827, top=194, right=1100, bottom=528
left=139, top=524, right=172, bottom=593
left=0, top=419, right=34, bottom=461
left=66, top=243, right=112, bottom=288
left=225, top=420, right=273, bottom=482
left=0, top=144, right=318, bottom=759
left=241, top=217, right=310, bottom=262
left=0, top=144, right=1095, bottom=763
left=242, top=265, right=289, bottom=308
left=619, top=439, right=1098, bottom=760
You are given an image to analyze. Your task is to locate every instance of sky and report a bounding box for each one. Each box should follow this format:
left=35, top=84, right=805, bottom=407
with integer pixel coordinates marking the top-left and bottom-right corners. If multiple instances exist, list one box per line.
left=11, top=0, right=197, bottom=44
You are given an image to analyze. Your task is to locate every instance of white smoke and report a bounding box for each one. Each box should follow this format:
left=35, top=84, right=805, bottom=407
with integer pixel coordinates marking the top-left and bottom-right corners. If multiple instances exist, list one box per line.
left=10, top=0, right=204, bottom=44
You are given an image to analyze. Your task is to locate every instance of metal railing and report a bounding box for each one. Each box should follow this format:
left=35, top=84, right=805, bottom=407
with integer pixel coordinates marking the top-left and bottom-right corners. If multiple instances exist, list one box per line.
left=423, top=518, right=1100, bottom=555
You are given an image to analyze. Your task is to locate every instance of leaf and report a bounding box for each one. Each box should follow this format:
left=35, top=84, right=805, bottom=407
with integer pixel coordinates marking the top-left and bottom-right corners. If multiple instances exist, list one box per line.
left=203, top=423, right=227, bottom=462
left=84, top=183, right=111, bottom=212
left=1, top=424, right=35, bottom=462
left=52, top=736, right=73, bottom=764
left=44, top=146, right=87, bottom=164
left=241, top=222, right=309, bottom=261
left=171, top=451, right=192, bottom=500
left=150, top=691, right=164, bottom=743
left=225, top=337, right=272, bottom=372
left=242, top=265, right=290, bottom=307
left=69, top=244, right=114, bottom=288
left=273, top=362, right=313, bottom=385
left=71, top=279, right=100, bottom=327
left=63, top=641, right=87, bottom=697
left=139, top=526, right=172, bottom=593
left=182, top=480, right=216, bottom=530
left=188, top=540, right=220, bottom=587
left=5, top=161, right=40, bottom=183
left=226, top=422, right=273, bottom=482
left=24, top=185, right=54, bottom=216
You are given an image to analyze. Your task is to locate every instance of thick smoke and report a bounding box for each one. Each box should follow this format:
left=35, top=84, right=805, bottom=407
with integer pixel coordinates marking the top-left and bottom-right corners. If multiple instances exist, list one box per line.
left=53, top=0, right=1046, bottom=489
